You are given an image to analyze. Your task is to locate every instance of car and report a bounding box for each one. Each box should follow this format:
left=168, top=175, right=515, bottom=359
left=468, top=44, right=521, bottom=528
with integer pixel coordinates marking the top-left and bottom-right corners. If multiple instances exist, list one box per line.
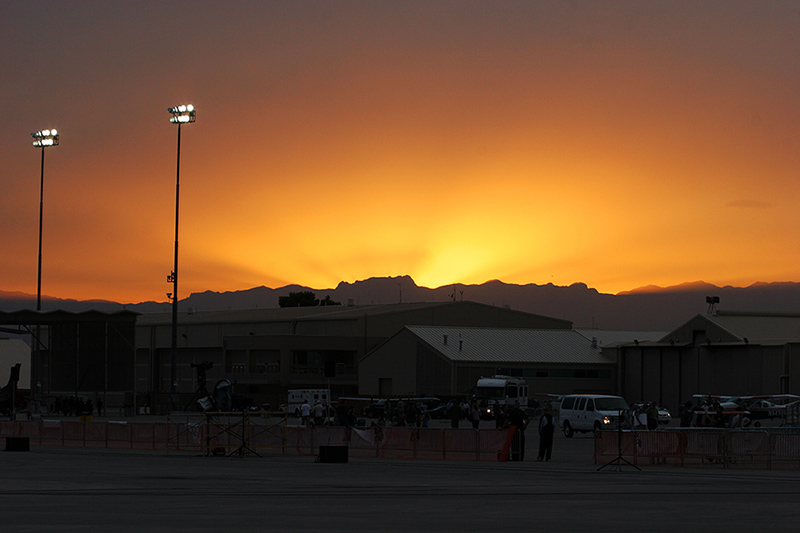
left=631, top=402, right=671, bottom=425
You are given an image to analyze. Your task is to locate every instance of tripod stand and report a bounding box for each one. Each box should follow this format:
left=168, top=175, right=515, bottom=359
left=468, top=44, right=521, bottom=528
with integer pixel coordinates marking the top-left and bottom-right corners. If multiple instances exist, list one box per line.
left=598, top=409, right=640, bottom=471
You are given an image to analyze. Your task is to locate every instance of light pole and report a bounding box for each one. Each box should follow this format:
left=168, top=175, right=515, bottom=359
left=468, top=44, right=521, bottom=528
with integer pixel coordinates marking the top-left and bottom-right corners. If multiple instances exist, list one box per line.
left=167, top=105, right=195, bottom=412
left=30, top=128, right=59, bottom=414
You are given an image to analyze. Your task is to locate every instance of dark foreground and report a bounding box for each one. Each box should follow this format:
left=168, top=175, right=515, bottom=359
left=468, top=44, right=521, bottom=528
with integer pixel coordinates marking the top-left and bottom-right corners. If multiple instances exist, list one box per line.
left=3, top=431, right=800, bottom=532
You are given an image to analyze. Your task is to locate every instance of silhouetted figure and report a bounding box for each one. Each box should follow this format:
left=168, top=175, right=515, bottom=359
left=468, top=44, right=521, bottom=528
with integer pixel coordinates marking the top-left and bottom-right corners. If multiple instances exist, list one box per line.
left=505, top=401, right=530, bottom=461
left=537, top=404, right=555, bottom=462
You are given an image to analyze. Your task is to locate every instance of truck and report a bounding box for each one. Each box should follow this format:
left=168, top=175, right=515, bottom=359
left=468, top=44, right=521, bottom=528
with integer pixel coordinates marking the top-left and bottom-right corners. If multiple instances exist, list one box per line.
left=475, top=375, right=528, bottom=419
left=279, top=389, right=331, bottom=417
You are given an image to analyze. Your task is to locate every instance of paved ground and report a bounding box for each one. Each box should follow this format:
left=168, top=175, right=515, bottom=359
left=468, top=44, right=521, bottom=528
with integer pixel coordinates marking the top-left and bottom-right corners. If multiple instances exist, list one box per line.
left=4, top=426, right=800, bottom=532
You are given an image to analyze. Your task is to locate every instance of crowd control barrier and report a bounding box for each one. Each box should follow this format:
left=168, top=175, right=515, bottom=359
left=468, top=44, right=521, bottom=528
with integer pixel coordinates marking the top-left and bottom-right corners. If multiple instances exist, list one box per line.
left=0, top=415, right=511, bottom=462
left=594, top=427, right=800, bottom=469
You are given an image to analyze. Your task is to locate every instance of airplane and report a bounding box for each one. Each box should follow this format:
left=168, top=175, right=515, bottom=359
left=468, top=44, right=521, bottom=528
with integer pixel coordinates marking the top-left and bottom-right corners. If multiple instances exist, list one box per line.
left=692, top=393, right=800, bottom=427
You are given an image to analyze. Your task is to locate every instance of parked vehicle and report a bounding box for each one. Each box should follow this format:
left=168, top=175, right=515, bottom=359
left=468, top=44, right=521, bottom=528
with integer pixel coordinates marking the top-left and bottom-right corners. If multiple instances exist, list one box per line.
left=559, top=394, right=629, bottom=437
left=475, top=375, right=528, bottom=419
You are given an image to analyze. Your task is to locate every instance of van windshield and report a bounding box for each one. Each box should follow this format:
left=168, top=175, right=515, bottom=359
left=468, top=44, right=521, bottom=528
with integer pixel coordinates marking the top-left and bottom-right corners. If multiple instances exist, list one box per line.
left=594, top=397, right=629, bottom=411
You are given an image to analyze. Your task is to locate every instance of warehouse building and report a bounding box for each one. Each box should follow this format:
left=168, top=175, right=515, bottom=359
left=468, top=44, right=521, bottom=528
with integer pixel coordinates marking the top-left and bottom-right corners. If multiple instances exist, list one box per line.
left=619, top=310, right=800, bottom=413
left=359, top=326, right=618, bottom=398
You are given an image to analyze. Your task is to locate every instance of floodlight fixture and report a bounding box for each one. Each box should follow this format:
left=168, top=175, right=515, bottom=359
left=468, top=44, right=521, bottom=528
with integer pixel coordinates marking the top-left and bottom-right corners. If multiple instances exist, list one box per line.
left=30, top=126, right=60, bottom=416
left=167, top=103, right=195, bottom=412
left=168, top=104, right=196, bottom=124
left=31, top=129, right=59, bottom=148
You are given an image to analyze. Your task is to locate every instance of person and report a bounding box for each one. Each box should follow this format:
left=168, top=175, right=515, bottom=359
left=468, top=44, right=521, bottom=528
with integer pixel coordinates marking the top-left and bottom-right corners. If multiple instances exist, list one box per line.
left=300, top=399, right=312, bottom=426
left=313, top=401, right=326, bottom=426
left=537, top=403, right=555, bottom=462
left=505, top=401, right=530, bottom=461
left=646, top=402, right=659, bottom=430
left=470, top=403, right=481, bottom=430
left=335, top=399, right=349, bottom=427
left=495, top=404, right=509, bottom=429
left=448, top=400, right=461, bottom=429
left=680, top=401, right=694, bottom=427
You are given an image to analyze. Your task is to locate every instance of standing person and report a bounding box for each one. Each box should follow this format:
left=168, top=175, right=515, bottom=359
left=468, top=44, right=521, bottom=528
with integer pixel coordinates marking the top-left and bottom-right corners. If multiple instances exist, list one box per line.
left=313, top=401, right=326, bottom=426
left=646, top=402, right=659, bottom=430
left=470, top=403, right=481, bottom=430
left=448, top=400, right=461, bottom=429
left=335, top=399, right=349, bottom=427
left=537, top=404, right=555, bottom=462
left=300, top=399, right=312, bottom=426
left=495, top=404, right=509, bottom=429
left=680, top=401, right=694, bottom=427
left=505, top=401, right=530, bottom=461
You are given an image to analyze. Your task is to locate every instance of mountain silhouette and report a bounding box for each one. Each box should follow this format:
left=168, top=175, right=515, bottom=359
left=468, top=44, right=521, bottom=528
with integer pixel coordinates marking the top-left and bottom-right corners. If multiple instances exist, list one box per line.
left=3, top=276, right=800, bottom=331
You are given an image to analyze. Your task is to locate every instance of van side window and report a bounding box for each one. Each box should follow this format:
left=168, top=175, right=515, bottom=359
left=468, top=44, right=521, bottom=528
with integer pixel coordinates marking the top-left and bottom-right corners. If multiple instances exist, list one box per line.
left=562, top=397, right=575, bottom=410
left=586, top=399, right=595, bottom=411
left=577, top=398, right=586, bottom=410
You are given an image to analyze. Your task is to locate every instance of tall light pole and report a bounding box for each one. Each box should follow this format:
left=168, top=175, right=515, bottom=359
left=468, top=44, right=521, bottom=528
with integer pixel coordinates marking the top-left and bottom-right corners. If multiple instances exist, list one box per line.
left=167, top=105, right=195, bottom=412
left=30, top=128, right=59, bottom=414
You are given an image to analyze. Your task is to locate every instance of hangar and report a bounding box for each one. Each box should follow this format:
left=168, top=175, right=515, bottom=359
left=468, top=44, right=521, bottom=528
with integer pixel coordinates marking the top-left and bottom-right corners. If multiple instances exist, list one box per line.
left=359, top=326, right=618, bottom=398
left=619, top=310, right=800, bottom=414
left=0, top=310, right=137, bottom=413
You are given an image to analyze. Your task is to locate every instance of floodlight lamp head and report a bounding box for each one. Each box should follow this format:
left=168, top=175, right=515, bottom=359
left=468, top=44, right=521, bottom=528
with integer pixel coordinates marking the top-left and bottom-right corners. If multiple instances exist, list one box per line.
left=30, top=129, right=59, bottom=148
left=168, top=104, right=196, bottom=124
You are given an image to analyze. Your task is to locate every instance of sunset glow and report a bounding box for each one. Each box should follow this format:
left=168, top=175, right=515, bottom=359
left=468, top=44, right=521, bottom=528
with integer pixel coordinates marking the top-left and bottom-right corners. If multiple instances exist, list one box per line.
left=3, top=2, right=800, bottom=304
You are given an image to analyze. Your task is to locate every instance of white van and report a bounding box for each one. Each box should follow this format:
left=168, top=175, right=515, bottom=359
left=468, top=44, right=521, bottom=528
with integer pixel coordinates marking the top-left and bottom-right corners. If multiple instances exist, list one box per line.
left=559, top=394, right=629, bottom=437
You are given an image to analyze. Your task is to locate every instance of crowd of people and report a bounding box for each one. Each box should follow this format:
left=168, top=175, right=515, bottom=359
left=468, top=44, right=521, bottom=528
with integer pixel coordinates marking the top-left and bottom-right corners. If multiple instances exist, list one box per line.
left=296, top=396, right=559, bottom=462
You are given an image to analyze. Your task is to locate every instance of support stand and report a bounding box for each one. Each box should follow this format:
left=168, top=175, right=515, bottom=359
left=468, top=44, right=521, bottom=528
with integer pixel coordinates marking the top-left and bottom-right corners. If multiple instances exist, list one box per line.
left=598, top=409, right=641, bottom=471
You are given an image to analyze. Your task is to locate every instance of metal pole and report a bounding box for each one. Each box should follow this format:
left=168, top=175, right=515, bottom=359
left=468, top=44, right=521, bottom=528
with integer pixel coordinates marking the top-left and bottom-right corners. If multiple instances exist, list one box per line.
left=37, top=147, right=44, bottom=312
left=32, top=147, right=45, bottom=414
left=170, top=123, right=181, bottom=412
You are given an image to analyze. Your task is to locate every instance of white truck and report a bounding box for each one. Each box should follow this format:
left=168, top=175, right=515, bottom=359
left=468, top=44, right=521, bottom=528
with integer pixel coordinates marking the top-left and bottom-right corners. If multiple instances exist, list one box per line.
left=475, top=375, right=528, bottom=419
left=279, top=389, right=331, bottom=417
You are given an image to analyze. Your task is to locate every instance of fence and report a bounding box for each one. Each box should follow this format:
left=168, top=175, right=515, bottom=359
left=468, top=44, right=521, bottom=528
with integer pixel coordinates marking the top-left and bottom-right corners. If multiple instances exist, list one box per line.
left=594, top=427, right=800, bottom=469
left=0, top=416, right=510, bottom=461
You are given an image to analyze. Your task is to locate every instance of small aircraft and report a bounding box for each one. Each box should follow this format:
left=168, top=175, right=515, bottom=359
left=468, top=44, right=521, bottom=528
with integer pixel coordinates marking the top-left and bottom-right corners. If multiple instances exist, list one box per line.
left=692, top=394, right=800, bottom=427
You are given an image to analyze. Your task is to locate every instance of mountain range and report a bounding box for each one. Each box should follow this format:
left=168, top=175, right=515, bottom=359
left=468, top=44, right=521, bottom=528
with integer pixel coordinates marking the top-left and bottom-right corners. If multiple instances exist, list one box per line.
left=2, top=277, right=800, bottom=332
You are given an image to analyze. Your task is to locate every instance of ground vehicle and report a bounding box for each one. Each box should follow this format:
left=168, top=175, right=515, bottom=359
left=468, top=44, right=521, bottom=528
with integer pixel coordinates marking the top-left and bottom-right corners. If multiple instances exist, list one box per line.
left=279, top=389, right=331, bottom=417
left=630, top=402, right=671, bottom=425
left=559, top=394, right=629, bottom=437
left=475, top=376, right=528, bottom=419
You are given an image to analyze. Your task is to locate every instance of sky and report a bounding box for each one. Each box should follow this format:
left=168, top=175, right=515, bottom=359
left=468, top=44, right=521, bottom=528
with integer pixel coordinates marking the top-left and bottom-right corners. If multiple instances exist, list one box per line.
left=3, top=1, right=800, bottom=304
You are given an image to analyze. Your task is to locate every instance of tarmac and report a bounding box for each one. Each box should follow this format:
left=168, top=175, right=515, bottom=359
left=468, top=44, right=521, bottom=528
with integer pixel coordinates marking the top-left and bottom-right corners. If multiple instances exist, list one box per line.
left=4, top=420, right=800, bottom=532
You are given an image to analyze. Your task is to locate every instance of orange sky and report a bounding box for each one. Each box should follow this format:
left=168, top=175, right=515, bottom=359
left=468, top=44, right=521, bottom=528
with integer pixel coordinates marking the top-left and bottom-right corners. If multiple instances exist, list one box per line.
left=3, top=2, right=800, bottom=304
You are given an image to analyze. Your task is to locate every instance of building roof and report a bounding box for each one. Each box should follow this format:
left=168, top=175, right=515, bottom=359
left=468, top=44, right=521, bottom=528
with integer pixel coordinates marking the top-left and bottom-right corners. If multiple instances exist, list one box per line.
left=0, top=310, right=138, bottom=325
left=134, top=300, right=571, bottom=326
left=574, top=328, right=668, bottom=348
left=658, top=311, right=800, bottom=346
left=406, top=326, right=615, bottom=365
